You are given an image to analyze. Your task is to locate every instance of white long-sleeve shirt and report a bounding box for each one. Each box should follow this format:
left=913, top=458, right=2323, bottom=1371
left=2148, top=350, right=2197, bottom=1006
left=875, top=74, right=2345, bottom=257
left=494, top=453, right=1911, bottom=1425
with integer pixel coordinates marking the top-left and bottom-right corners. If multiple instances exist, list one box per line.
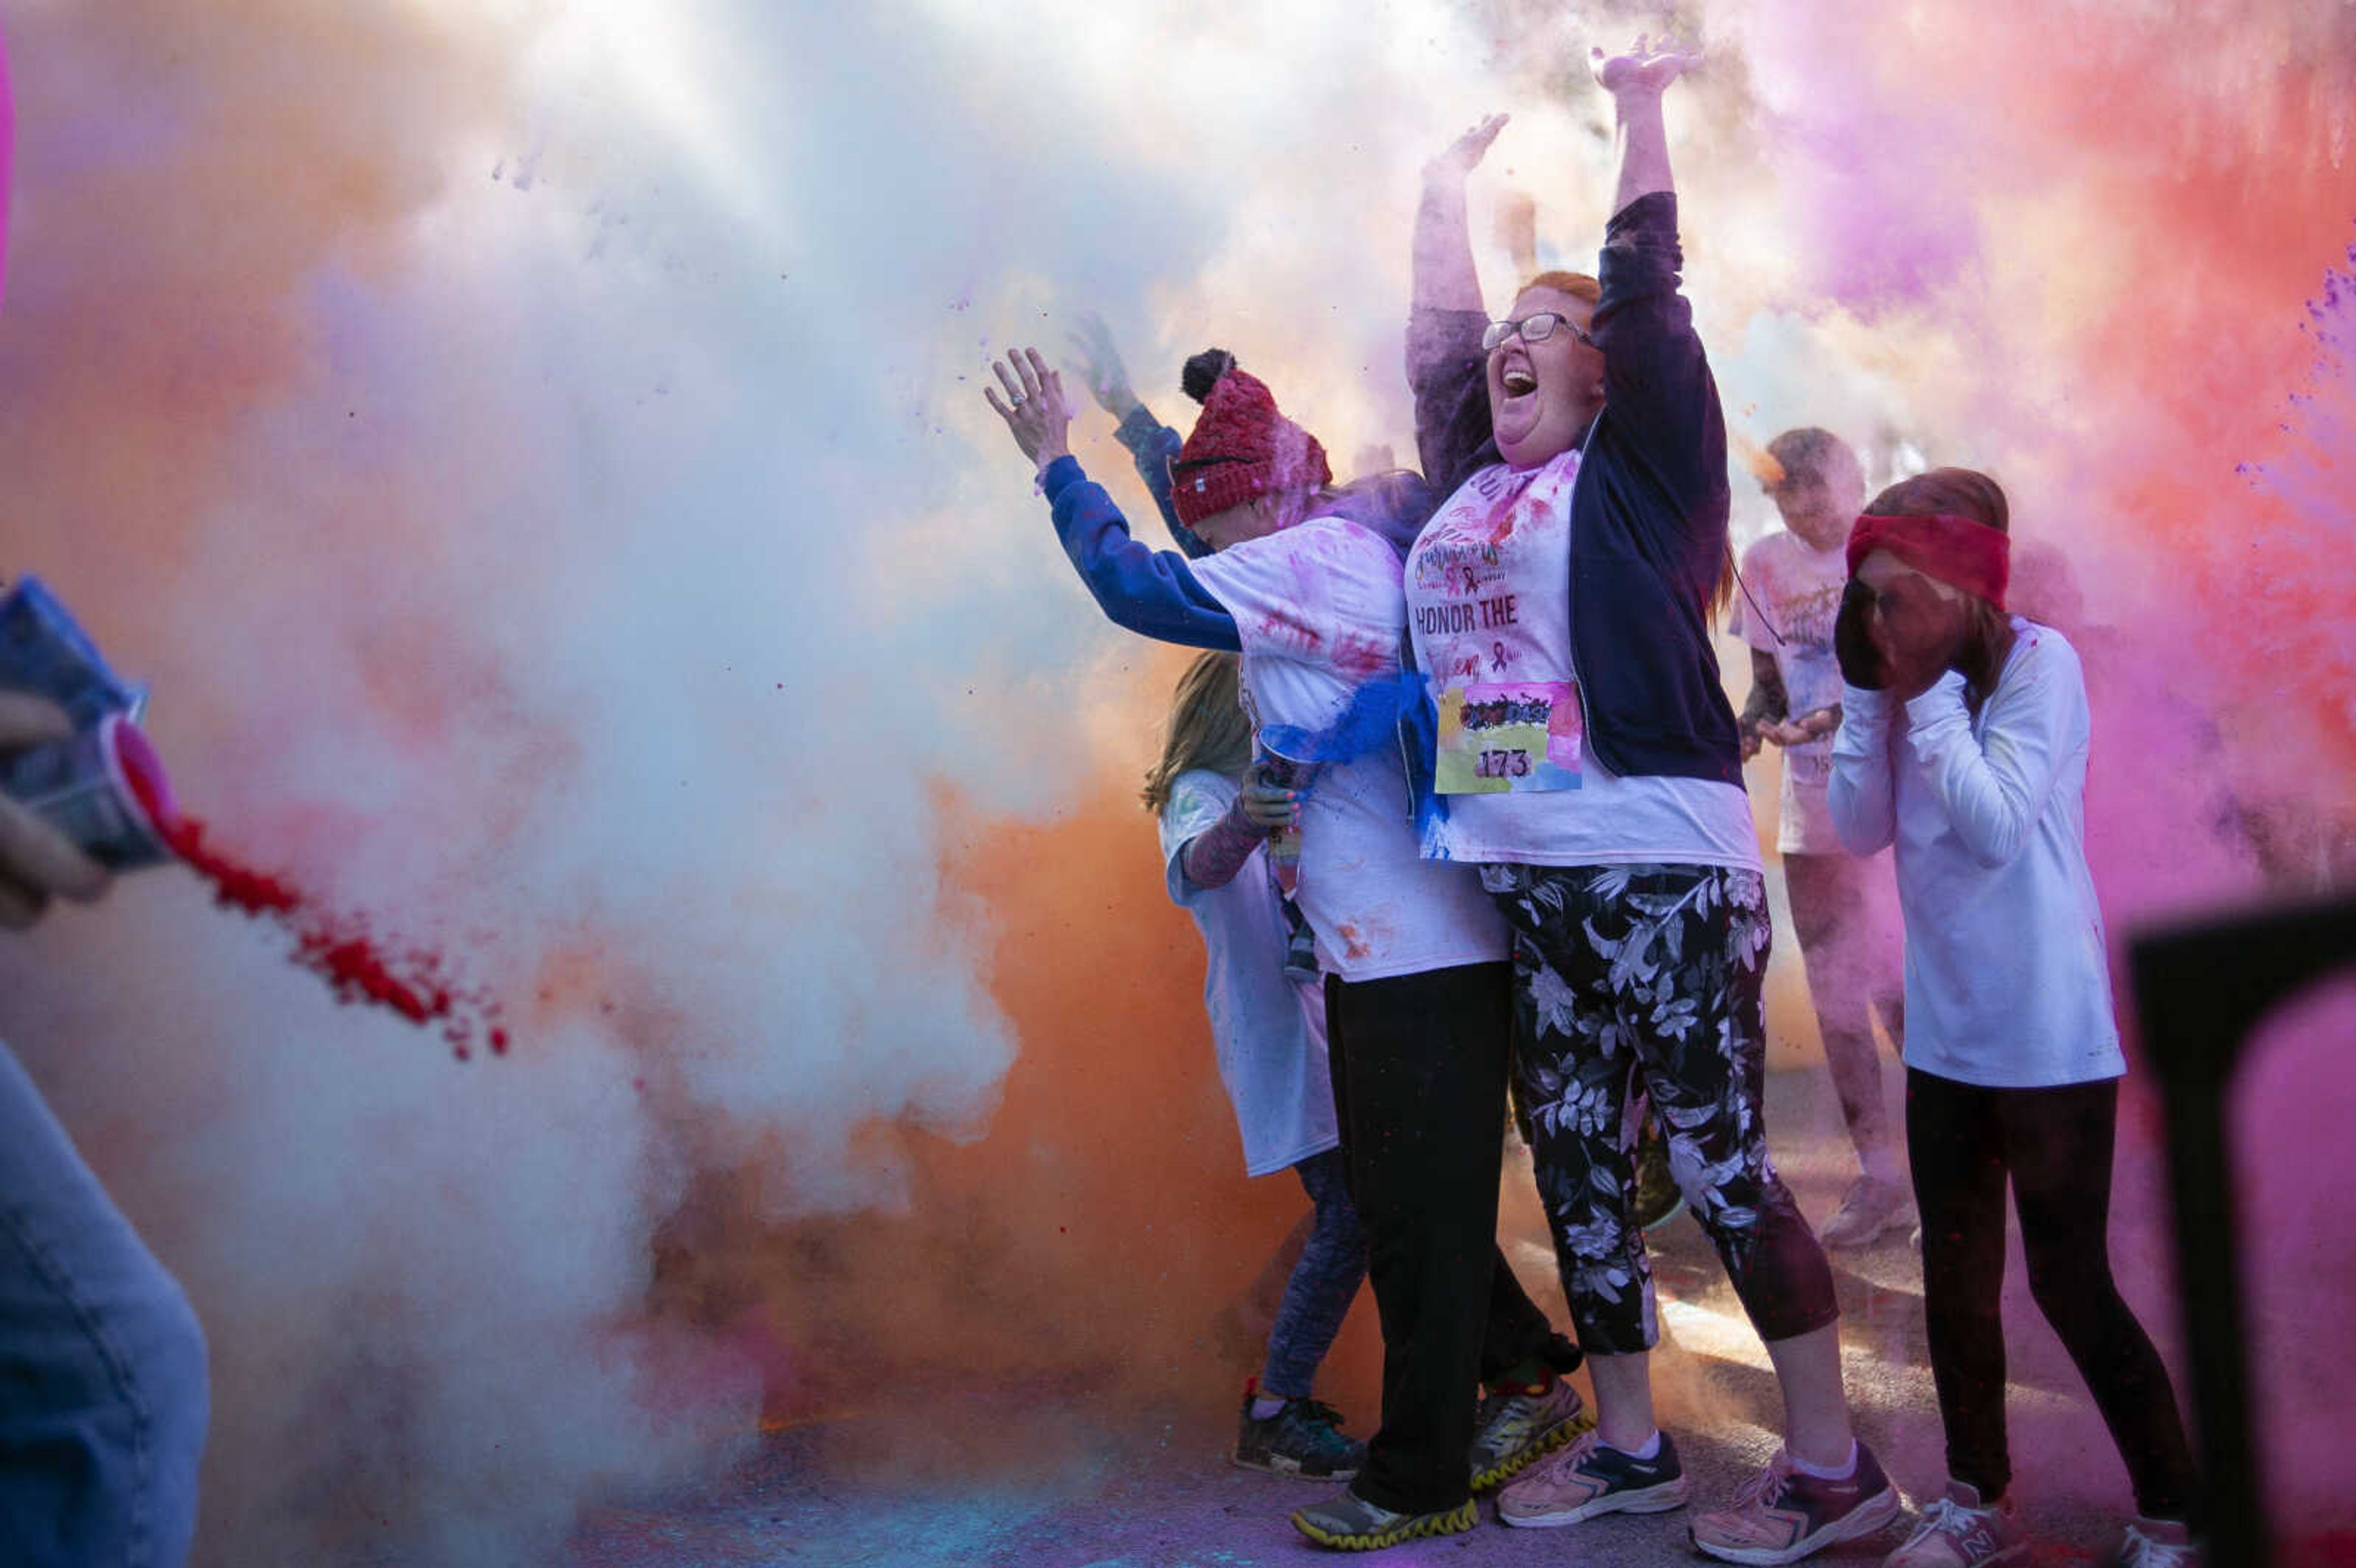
left=1827, top=618, right=2124, bottom=1088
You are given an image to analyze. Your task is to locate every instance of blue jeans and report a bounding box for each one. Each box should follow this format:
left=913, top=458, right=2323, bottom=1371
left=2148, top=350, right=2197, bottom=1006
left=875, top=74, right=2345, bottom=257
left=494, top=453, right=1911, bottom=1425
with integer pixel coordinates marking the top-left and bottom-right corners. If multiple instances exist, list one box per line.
left=0, top=1042, right=208, bottom=1567
left=1258, top=1148, right=1365, bottom=1401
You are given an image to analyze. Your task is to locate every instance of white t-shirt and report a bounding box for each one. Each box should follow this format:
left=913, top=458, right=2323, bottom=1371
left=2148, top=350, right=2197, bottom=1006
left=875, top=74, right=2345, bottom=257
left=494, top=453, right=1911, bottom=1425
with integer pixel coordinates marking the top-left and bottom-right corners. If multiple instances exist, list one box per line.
left=1827, top=620, right=2125, bottom=1089
left=1158, top=769, right=1340, bottom=1177
left=1403, top=453, right=1758, bottom=870
left=1732, top=529, right=1850, bottom=855
left=1188, top=515, right=1507, bottom=980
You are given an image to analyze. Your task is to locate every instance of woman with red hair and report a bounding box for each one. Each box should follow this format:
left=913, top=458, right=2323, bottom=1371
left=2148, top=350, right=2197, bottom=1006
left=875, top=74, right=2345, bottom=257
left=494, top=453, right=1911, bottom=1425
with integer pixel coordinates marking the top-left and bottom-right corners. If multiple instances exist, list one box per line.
left=1400, top=38, right=1888, bottom=1564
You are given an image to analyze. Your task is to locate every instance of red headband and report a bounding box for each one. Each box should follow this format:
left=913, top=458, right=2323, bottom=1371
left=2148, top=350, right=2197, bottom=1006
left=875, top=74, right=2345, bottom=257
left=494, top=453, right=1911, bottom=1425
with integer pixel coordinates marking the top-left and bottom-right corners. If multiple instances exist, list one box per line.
left=1846, top=512, right=2009, bottom=609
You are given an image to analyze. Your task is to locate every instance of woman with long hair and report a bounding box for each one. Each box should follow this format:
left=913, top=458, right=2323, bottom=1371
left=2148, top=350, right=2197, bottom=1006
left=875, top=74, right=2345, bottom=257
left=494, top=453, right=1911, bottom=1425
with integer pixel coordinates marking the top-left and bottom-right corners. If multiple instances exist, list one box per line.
left=1144, top=649, right=1367, bottom=1483
left=1828, top=469, right=2200, bottom=1568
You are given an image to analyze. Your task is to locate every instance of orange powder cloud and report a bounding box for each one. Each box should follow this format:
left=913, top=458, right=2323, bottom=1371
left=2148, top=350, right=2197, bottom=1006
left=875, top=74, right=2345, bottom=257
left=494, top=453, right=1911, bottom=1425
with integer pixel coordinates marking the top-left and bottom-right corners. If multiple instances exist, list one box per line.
left=641, top=763, right=1382, bottom=1455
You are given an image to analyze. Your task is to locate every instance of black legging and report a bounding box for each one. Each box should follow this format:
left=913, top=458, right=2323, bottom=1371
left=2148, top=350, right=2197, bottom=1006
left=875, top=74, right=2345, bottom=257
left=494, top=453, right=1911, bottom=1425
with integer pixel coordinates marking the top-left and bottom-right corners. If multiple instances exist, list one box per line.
left=1906, top=1068, right=2199, bottom=1523
left=1323, top=963, right=1579, bottom=1515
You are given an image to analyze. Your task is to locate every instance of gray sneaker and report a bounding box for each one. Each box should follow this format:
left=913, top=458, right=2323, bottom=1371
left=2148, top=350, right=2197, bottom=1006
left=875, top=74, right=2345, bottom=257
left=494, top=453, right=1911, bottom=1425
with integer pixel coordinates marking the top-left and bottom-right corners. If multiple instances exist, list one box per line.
left=1292, top=1489, right=1476, bottom=1550
left=1469, top=1375, right=1592, bottom=1493
left=1818, top=1176, right=1917, bottom=1250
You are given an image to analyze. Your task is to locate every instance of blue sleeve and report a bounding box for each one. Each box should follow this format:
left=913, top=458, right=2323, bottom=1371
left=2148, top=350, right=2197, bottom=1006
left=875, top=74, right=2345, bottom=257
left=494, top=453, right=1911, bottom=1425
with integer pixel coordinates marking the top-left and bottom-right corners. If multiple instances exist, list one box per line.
left=1042, top=456, right=1241, bottom=650
left=1113, top=403, right=1209, bottom=559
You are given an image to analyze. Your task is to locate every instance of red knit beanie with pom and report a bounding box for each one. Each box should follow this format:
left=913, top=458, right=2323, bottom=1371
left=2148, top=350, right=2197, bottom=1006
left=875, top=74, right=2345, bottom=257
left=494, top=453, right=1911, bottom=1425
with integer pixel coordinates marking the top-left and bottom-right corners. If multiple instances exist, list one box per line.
left=1169, top=367, right=1331, bottom=528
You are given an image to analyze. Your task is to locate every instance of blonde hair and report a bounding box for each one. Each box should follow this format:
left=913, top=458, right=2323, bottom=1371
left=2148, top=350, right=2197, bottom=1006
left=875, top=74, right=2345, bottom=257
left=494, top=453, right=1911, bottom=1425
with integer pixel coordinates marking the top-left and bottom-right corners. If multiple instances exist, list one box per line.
left=1141, top=651, right=1253, bottom=813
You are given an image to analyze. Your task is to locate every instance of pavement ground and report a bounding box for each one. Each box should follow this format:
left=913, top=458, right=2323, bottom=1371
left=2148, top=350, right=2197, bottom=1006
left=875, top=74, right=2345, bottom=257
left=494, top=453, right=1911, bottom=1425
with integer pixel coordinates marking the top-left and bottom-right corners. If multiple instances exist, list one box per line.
left=558, top=1061, right=2354, bottom=1568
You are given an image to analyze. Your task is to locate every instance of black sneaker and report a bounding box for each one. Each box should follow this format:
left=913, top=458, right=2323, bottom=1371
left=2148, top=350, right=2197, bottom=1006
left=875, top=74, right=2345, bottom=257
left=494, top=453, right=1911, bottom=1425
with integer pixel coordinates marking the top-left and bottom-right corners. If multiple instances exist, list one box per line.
left=1233, top=1385, right=1365, bottom=1481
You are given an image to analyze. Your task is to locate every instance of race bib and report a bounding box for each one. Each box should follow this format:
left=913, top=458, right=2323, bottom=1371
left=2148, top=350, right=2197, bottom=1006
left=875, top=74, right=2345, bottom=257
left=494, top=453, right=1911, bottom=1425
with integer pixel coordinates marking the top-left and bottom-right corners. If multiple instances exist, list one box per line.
left=1434, top=681, right=1583, bottom=794
left=1785, top=747, right=1832, bottom=788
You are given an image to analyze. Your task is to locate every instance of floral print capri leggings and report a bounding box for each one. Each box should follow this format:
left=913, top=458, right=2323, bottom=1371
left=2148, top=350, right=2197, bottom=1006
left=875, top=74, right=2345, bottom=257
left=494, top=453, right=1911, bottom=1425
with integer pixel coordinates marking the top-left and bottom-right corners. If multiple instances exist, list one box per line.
left=1480, top=863, right=1839, bottom=1356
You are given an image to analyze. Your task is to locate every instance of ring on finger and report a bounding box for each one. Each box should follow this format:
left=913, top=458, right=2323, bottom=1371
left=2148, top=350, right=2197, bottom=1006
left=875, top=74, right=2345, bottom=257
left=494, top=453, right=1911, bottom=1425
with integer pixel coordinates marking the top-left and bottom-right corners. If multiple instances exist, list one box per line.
left=1010, top=393, right=1028, bottom=407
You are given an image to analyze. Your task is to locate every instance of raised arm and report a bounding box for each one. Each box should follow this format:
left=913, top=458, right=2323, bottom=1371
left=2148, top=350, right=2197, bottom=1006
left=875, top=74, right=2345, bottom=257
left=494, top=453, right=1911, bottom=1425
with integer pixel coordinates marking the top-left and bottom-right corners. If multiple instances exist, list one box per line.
left=1042, top=461, right=1239, bottom=647
left=1068, top=313, right=1211, bottom=558
left=1115, top=406, right=1203, bottom=556
left=1590, top=36, right=1692, bottom=217
left=1409, top=115, right=1509, bottom=500
left=1587, top=38, right=1725, bottom=548
left=988, top=349, right=1240, bottom=650
left=1413, top=114, right=1502, bottom=315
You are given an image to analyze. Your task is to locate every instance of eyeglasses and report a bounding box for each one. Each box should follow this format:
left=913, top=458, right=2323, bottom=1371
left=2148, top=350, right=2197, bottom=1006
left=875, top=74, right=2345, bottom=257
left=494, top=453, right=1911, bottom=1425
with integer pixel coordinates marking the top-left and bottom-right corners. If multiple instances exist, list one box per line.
left=1481, top=312, right=1595, bottom=354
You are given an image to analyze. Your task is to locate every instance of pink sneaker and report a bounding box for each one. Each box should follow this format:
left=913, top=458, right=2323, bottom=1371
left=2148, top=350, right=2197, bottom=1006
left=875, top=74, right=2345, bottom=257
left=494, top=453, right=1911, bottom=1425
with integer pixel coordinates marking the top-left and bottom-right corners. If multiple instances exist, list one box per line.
left=1496, top=1428, right=1689, bottom=1528
left=1689, top=1443, right=1902, bottom=1565
left=1884, top=1480, right=2026, bottom=1567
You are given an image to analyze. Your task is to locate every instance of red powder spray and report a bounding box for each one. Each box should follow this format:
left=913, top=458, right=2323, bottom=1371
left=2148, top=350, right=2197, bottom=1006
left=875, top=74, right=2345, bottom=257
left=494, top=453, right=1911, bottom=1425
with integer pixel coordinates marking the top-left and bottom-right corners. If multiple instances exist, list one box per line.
left=109, top=711, right=509, bottom=1055
left=161, top=815, right=510, bottom=1061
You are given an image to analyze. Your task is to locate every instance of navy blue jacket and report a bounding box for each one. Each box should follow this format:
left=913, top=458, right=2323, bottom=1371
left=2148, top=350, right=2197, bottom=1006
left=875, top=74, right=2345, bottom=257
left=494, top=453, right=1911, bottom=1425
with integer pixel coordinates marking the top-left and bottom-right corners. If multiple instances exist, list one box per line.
left=1407, top=190, right=1742, bottom=786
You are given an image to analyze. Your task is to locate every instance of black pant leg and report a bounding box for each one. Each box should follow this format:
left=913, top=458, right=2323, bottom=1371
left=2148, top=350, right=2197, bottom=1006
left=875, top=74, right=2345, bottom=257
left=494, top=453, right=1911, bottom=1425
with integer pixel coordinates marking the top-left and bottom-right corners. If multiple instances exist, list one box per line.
left=2001, top=1079, right=2200, bottom=1524
left=1477, top=1248, right=1582, bottom=1383
left=1329, top=961, right=1515, bottom=1515
left=1907, top=1067, right=2014, bottom=1499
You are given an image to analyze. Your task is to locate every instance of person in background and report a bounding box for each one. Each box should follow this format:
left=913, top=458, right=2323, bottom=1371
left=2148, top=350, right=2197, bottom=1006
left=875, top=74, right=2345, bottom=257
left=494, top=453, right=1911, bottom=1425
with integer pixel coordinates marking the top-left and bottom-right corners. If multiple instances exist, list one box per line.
left=1736, top=426, right=1912, bottom=1250
left=1144, top=649, right=1369, bottom=1482
left=1828, top=469, right=2202, bottom=1568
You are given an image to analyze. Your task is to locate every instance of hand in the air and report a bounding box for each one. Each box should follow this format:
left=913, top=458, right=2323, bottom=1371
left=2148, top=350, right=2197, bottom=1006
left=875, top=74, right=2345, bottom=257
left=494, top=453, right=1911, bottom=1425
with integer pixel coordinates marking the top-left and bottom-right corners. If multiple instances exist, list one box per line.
left=1424, top=113, right=1509, bottom=185
left=1065, top=313, right=1140, bottom=420
left=1590, top=34, right=1700, bottom=98
left=984, top=347, right=1076, bottom=468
